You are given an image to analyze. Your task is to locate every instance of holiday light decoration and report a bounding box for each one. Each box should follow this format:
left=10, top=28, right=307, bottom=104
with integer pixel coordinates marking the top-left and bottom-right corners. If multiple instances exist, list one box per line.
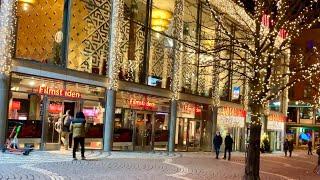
left=202, top=0, right=320, bottom=178
left=107, top=0, right=124, bottom=90
left=171, top=0, right=184, bottom=101
left=0, top=0, right=16, bottom=76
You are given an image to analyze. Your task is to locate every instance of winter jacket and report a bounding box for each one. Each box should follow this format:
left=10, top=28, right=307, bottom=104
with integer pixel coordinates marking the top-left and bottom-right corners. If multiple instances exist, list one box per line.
left=62, top=115, right=72, bottom=132
left=70, top=118, right=87, bottom=138
left=213, top=135, right=223, bottom=148
left=288, top=141, right=294, bottom=151
left=283, top=141, right=289, bottom=151
left=225, top=135, right=233, bottom=150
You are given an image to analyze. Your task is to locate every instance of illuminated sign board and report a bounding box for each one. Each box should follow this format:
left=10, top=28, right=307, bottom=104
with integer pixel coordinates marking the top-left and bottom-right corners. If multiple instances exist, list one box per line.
left=38, top=86, right=81, bottom=98
left=129, top=97, right=156, bottom=110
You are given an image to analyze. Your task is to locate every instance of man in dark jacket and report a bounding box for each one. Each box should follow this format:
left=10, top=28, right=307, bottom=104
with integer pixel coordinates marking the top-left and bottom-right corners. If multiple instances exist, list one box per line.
left=213, top=131, right=223, bottom=159
left=223, top=133, right=233, bottom=160
left=288, top=139, right=294, bottom=157
left=308, top=140, right=313, bottom=155
left=283, top=139, right=289, bottom=157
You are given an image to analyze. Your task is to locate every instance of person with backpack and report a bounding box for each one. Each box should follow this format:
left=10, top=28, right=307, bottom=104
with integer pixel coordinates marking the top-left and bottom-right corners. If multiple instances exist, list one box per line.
left=213, top=131, right=223, bottom=159
left=61, top=110, right=72, bottom=150
left=70, top=112, right=87, bottom=160
left=223, top=133, right=233, bottom=160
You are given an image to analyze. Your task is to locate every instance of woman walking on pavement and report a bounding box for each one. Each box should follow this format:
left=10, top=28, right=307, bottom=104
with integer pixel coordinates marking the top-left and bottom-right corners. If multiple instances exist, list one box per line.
left=70, top=112, right=87, bottom=160
left=213, top=132, right=223, bottom=159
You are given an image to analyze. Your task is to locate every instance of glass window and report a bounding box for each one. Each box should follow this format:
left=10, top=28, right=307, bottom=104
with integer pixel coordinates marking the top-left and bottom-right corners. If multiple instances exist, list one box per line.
left=15, top=0, right=64, bottom=65
left=118, top=0, right=147, bottom=83
left=68, top=0, right=112, bottom=75
left=299, top=107, right=313, bottom=119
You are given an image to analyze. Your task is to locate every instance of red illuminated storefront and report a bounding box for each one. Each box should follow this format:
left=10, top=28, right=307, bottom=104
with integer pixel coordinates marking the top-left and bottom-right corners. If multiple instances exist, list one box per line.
left=175, top=101, right=212, bottom=151
left=113, top=91, right=170, bottom=151
left=8, top=73, right=105, bottom=150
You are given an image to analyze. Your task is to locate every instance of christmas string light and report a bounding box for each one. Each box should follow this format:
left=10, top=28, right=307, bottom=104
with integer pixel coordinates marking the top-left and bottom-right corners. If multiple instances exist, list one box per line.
left=0, top=0, right=17, bottom=76
left=107, top=0, right=124, bottom=90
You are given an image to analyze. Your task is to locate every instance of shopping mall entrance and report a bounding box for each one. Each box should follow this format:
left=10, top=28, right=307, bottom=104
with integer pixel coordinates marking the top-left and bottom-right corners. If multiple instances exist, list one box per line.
left=113, top=109, right=169, bottom=151
left=176, top=118, right=204, bottom=151
left=42, top=96, right=79, bottom=150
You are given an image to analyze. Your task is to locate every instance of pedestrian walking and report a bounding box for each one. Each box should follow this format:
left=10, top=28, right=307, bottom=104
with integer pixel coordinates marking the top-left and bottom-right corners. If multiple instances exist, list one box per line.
left=308, top=140, right=313, bottom=155
left=61, top=110, right=72, bottom=150
left=213, top=131, right=223, bottom=159
left=284, top=139, right=289, bottom=157
left=223, top=133, right=233, bottom=160
left=288, top=139, right=294, bottom=157
left=70, top=112, right=87, bottom=160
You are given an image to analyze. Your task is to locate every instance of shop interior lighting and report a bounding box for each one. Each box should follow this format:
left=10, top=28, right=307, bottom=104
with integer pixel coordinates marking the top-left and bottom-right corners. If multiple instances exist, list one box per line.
left=18, top=0, right=36, bottom=11
left=151, top=8, right=173, bottom=32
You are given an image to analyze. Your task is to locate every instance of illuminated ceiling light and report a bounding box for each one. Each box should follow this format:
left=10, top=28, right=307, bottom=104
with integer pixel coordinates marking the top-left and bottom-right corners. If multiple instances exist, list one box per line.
left=151, top=9, right=173, bottom=32
left=18, top=0, right=36, bottom=11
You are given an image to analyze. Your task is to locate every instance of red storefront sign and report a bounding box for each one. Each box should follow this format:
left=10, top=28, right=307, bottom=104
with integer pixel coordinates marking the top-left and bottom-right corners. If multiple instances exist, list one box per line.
left=38, top=86, right=81, bottom=98
left=219, top=106, right=246, bottom=117
left=11, top=101, right=21, bottom=110
left=268, top=112, right=286, bottom=122
left=129, top=96, right=156, bottom=110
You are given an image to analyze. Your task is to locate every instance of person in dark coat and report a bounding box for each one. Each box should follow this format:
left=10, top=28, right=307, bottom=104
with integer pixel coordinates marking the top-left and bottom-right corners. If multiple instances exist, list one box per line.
left=213, top=131, right=223, bottom=159
left=283, top=139, right=289, bottom=157
left=288, top=139, right=294, bottom=157
left=223, top=133, right=233, bottom=160
left=70, top=112, right=87, bottom=160
left=308, top=140, right=313, bottom=155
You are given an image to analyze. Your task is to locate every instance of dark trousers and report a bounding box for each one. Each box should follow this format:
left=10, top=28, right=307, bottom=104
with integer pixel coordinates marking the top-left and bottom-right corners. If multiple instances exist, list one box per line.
left=69, top=133, right=73, bottom=148
left=215, top=146, right=220, bottom=159
left=289, top=150, right=292, bottom=157
left=308, top=148, right=313, bottom=155
left=73, top=137, right=85, bottom=158
left=284, top=150, right=288, bottom=156
left=224, top=147, right=231, bottom=160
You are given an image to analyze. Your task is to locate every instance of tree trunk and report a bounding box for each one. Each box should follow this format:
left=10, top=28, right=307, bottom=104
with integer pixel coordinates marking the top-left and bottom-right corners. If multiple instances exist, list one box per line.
left=244, top=104, right=263, bottom=180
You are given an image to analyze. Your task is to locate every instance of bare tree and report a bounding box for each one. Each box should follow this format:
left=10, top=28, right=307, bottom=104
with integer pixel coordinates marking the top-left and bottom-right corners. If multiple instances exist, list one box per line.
left=201, top=0, right=320, bottom=179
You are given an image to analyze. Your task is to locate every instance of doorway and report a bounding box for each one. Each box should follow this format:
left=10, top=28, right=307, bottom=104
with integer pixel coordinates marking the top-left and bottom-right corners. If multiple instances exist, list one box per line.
left=177, top=118, right=203, bottom=151
left=134, top=112, right=154, bottom=151
left=42, top=96, right=78, bottom=150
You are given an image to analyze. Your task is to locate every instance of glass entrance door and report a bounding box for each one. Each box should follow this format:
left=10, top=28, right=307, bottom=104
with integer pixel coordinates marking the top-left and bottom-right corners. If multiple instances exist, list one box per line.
left=177, top=118, right=203, bottom=151
left=42, top=96, right=78, bottom=150
left=134, top=112, right=154, bottom=151
left=187, top=120, right=202, bottom=151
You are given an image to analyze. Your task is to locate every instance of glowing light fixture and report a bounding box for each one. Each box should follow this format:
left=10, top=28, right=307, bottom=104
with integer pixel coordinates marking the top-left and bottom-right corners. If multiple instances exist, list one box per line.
left=151, top=9, right=173, bottom=32
left=18, top=0, right=36, bottom=11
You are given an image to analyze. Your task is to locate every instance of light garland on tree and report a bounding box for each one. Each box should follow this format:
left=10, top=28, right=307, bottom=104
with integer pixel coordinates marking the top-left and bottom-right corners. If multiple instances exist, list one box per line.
left=0, top=0, right=17, bottom=76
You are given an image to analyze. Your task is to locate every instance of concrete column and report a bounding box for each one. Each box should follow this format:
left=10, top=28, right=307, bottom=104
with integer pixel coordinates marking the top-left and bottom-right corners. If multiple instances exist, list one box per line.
left=0, top=75, right=9, bottom=144
left=103, top=0, right=124, bottom=152
left=0, top=0, right=16, bottom=144
left=168, top=0, right=184, bottom=153
left=211, top=106, right=218, bottom=151
left=168, top=100, right=177, bottom=152
left=103, top=90, right=116, bottom=152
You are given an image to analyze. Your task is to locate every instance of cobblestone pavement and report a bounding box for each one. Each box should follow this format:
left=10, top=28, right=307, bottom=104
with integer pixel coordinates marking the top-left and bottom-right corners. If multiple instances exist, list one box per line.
left=0, top=150, right=319, bottom=180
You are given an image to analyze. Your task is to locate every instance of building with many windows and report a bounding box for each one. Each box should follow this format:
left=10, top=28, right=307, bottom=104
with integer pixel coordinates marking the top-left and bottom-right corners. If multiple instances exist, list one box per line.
left=0, top=0, right=287, bottom=152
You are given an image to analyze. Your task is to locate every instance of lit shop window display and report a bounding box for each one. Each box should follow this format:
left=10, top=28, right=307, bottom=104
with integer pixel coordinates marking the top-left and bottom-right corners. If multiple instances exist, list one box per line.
left=176, top=102, right=211, bottom=152
left=8, top=73, right=105, bottom=150
left=113, top=91, right=170, bottom=151
left=217, top=106, right=246, bottom=151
